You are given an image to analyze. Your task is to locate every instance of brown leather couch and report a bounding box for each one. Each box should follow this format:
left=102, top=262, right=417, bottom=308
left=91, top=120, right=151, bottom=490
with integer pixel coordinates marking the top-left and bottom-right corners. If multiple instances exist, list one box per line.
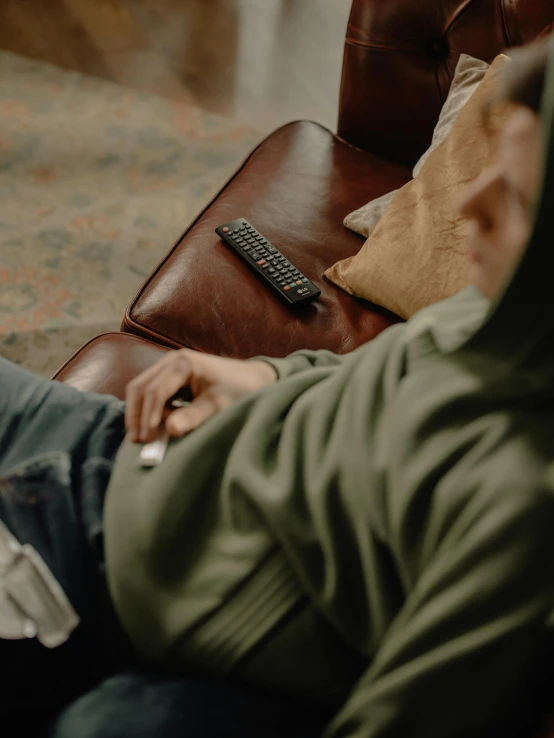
left=53, top=0, right=554, bottom=397
left=50, top=1, right=554, bottom=734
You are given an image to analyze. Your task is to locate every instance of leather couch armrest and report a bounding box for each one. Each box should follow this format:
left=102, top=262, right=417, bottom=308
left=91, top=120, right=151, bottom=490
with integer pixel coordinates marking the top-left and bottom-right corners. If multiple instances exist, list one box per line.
left=337, top=0, right=554, bottom=167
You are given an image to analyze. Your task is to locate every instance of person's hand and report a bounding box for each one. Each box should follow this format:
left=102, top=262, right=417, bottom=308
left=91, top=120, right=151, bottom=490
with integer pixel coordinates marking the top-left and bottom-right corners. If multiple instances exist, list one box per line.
left=124, top=348, right=278, bottom=444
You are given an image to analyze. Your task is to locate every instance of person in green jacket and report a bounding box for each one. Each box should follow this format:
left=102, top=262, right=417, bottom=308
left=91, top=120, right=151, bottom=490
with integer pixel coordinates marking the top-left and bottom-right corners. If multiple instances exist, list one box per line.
left=2, top=33, right=554, bottom=738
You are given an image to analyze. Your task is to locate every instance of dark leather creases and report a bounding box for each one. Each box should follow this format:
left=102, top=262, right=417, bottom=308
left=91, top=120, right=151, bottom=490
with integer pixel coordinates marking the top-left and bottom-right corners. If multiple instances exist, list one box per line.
left=500, top=0, right=513, bottom=47
left=54, top=0, right=554, bottom=403
left=444, top=0, right=480, bottom=36
left=338, top=0, right=552, bottom=165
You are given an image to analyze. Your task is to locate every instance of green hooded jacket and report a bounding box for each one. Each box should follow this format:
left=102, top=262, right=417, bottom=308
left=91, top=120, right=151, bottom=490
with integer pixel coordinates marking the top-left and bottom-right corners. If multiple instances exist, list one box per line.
left=104, top=41, right=554, bottom=738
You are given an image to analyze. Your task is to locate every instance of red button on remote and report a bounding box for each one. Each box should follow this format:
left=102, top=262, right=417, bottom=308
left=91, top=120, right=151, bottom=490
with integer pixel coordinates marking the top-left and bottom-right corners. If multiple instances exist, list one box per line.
left=284, top=286, right=290, bottom=291
left=222, top=227, right=230, bottom=233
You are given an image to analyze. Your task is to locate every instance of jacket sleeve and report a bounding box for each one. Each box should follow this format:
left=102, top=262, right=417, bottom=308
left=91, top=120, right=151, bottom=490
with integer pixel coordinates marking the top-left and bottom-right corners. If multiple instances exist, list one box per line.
left=249, top=327, right=406, bottom=381
left=324, top=485, right=554, bottom=738
left=249, top=349, right=356, bottom=381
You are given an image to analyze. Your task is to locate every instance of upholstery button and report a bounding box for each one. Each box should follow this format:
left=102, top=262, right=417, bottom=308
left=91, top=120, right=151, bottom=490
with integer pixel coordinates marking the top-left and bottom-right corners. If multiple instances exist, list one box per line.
left=428, top=39, right=449, bottom=60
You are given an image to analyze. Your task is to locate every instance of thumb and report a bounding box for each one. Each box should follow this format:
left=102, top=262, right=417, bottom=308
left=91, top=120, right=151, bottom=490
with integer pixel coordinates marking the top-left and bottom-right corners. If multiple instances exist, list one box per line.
left=165, top=389, right=227, bottom=436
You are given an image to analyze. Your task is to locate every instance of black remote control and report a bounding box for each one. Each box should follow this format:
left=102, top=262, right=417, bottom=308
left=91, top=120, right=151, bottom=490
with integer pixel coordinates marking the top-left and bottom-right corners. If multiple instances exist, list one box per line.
left=215, top=218, right=321, bottom=306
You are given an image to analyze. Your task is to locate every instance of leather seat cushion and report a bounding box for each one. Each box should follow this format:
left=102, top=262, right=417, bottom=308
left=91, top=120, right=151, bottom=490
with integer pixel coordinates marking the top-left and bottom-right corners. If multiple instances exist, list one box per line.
left=123, top=121, right=411, bottom=359
left=52, top=332, right=171, bottom=398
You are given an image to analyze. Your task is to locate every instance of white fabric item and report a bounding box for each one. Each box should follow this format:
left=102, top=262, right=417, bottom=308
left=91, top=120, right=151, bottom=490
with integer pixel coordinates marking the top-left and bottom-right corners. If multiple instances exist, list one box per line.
left=0, top=520, right=79, bottom=647
left=343, top=54, right=491, bottom=238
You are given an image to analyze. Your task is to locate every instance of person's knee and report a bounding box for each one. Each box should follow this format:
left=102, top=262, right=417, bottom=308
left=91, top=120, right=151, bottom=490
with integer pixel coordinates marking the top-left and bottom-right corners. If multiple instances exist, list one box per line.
left=49, top=670, right=331, bottom=738
left=49, top=673, right=191, bottom=738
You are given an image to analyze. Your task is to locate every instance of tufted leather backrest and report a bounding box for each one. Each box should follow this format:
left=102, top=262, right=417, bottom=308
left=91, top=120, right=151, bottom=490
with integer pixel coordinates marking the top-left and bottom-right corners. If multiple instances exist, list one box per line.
left=337, top=0, right=554, bottom=167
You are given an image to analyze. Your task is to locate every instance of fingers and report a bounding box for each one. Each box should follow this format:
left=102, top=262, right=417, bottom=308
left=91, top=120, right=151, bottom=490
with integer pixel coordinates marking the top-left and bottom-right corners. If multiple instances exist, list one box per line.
left=165, top=387, right=231, bottom=437
left=125, top=351, right=193, bottom=443
left=125, top=362, right=160, bottom=441
left=138, top=365, right=188, bottom=442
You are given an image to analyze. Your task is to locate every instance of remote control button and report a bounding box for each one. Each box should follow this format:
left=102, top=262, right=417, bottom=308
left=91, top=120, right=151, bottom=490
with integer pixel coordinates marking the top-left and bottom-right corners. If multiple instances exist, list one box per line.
left=257, top=259, right=266, bottom=265
left=262, top=263, right=270, bottom=269
left=268, top=267, right=276, bottom=273
left=296, top=279, right=303, bottom=285
left=289, top=283, right=296, bottom=289
left=233, top=228, right=240, bottom=233
left=222, top=227, right=230, bottom=233
left=302, top=278, right=308, bottom=283
left=251, top=252, right=261, bottom=260
left=283, top=285, right=290, bottom=291
left=240, top=224, right=246, bottom=230
left=277, top=256, right=285, bottom=262
left=267, top=246, right=277, bottom=253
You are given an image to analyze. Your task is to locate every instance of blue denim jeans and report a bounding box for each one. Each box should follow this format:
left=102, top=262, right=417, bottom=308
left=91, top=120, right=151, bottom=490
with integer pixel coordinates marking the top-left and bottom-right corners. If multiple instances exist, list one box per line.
left=0, top=358, right=332, bottom=738
left=0, top=356, right=133, bottom=729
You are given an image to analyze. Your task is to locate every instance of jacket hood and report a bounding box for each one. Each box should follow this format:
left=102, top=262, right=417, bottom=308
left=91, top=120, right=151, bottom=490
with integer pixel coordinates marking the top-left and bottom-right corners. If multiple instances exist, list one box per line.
left=442, top=37, right=554, bottom=379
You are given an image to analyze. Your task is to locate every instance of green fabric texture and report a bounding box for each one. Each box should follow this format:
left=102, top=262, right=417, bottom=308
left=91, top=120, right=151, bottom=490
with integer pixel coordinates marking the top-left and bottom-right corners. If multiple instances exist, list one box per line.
left=105, top=40, right=554, bottom=738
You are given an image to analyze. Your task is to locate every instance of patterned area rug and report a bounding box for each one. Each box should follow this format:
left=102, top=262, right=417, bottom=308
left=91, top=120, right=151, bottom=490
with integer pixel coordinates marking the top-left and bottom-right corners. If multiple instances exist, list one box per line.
left=0, top=51, right=263, bottom=377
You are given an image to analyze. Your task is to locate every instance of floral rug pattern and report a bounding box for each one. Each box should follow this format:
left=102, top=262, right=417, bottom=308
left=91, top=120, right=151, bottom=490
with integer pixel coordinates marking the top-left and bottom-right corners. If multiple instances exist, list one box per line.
left=0, top=51, right=262, bottom=376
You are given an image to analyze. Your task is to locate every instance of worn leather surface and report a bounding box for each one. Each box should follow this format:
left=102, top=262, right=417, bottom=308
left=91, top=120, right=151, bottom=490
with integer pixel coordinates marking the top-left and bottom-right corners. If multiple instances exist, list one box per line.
left=58, top=0, right=554, bottom=388
left=52, top=333, right=170, bottom=398
left=338, top=0, right=554, bottom=167
left=122, top=121, right=409, bottom=359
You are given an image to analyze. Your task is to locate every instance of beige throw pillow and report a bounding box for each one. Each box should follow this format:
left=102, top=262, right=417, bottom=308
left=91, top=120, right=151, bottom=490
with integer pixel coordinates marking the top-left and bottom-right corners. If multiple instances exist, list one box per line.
left=325, top=54, right=511, bottom=319
left=343, top=54, right=491, bottom=238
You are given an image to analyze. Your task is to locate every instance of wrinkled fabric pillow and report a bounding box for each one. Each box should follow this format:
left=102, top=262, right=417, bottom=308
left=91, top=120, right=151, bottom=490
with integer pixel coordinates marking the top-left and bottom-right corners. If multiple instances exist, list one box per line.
left=325, top=54, right=511, bottom=319
left=343, top=54, right=491, bottom=238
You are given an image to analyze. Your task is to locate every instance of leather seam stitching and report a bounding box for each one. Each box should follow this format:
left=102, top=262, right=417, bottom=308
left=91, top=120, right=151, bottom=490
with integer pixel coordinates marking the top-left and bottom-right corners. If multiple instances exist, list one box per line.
left=499, top=0, right=512, bottom=46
